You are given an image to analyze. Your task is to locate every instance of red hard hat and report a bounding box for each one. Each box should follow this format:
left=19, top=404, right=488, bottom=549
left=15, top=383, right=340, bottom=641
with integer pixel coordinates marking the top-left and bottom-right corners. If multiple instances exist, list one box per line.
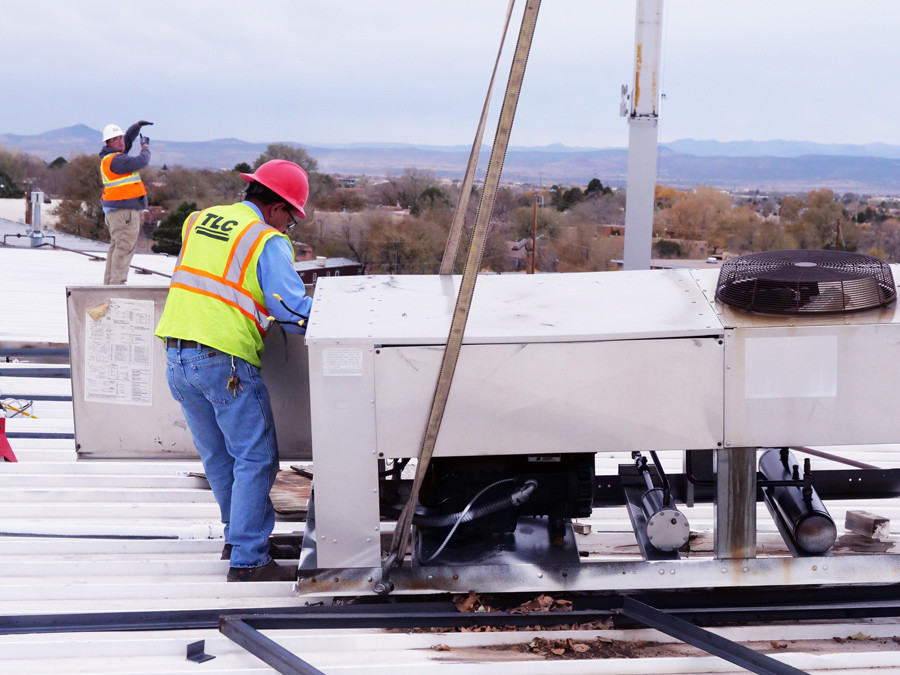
left=241, top=159, right=309, bottom=218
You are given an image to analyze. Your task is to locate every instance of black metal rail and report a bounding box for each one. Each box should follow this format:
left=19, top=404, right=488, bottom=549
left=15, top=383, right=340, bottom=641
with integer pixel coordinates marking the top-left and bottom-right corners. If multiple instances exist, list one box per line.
left=5, top=585, right=900, bottom=636
left=6, top=587, right=900, bottom=673
left=0, top=348, right=70, bottom=359
left=220, top=617, right=325, bottom=675
left=621, top=597, right=806, bottom=675
left=2, top=393, right=72, bottom=402
left=0, top=367, right=70, bottom=378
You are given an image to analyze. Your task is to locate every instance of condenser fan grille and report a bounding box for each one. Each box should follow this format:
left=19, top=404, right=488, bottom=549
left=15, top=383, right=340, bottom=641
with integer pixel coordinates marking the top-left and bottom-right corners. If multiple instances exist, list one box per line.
left=715, top=250, right=896, bottom=315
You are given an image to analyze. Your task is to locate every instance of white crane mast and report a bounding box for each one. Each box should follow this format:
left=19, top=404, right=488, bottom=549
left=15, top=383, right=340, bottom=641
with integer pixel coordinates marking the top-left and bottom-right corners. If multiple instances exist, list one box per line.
left=622, top=0, right=664, bottom=271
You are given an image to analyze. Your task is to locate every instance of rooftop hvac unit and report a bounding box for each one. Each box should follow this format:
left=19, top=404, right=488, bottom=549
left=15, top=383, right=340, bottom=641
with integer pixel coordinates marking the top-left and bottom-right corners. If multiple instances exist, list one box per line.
left=300, top=253, right=900, bottom=594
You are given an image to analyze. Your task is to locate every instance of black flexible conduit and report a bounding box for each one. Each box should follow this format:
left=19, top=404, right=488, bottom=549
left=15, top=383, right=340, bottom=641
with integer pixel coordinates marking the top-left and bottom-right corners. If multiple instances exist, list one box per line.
left=419, top=479, right=539, bottom=563
left=413, top=479, right=538, bottom=529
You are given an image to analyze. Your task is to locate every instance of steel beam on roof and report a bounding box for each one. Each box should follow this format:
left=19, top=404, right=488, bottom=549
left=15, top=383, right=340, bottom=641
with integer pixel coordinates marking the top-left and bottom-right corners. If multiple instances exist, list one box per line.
left=220, top=617, right=324, bottom=675
left=621, top=597, right=806, bottom=675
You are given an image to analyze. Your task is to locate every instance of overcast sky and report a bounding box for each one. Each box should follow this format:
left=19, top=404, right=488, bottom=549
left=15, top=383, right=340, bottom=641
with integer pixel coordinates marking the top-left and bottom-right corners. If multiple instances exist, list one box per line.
left=3, top=1, right=899, bottom=148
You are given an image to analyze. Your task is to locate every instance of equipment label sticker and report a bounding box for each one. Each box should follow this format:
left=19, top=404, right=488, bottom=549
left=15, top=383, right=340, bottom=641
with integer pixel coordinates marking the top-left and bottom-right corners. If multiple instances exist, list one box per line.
left=323, top=347, right=364, bottom=376
left=744, top=335, right=837, bottom=399
left=84, top=299, right=154, bottom=405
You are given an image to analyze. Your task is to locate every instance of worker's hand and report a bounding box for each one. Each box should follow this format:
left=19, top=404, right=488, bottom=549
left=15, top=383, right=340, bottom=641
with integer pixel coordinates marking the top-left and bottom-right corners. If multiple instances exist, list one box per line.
left=140, top=135, right=150, bottom=147
left=137, top=120, right=154, bottom=127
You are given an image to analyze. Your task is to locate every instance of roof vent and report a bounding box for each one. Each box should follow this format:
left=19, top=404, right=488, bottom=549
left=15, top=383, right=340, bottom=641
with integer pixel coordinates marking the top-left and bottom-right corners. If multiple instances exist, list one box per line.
left=715, top=249, right=896, bottom=315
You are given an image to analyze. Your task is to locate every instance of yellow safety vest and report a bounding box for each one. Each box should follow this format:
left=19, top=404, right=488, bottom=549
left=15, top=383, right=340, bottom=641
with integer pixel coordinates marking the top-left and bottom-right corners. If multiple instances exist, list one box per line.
left=100, top=153, right=146, bottom=202
left=154, top=203, right=291, bottom=366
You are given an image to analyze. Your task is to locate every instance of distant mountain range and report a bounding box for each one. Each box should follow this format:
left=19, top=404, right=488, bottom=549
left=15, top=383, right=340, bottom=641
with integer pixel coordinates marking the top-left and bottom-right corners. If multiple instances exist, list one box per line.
left=3, top=124, right=900, bottom=193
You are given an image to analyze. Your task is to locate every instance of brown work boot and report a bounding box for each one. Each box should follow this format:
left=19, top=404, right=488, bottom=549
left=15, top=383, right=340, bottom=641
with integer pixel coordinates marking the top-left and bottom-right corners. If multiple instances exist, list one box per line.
left=227, top=560, right=295, bottom=582
left=221, top=541, right=301, bottom=560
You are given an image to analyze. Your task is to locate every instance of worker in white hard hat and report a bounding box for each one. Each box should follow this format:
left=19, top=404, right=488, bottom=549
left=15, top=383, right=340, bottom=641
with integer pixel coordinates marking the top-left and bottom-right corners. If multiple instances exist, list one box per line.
left=98, top=120, right=153, bottom=284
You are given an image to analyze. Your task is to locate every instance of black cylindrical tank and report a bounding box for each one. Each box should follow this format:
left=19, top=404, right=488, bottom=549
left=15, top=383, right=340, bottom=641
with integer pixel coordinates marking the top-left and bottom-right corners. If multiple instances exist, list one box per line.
left=758, top=448, right=837, bottom=555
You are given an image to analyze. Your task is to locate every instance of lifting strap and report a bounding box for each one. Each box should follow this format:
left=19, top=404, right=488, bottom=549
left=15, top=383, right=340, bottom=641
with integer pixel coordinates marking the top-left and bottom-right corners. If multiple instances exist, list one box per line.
left=439, top=0, right=516, bottom=275
left=381, top=0, right=542, bottom=585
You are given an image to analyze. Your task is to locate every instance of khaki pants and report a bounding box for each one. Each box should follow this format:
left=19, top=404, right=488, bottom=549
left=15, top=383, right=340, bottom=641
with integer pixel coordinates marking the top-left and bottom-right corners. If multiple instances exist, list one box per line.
left=103, top=209, right=141, bottom=285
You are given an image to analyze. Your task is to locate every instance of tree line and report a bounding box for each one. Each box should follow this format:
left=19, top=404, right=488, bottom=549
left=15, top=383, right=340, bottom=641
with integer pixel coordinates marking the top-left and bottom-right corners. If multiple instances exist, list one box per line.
left=3, top=143, right=900, bottom=272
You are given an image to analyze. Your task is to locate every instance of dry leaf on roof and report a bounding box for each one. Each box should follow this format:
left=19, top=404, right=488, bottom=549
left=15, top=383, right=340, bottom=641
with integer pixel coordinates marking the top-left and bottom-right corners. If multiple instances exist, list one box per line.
left=453, top=591, right=480, bottom=613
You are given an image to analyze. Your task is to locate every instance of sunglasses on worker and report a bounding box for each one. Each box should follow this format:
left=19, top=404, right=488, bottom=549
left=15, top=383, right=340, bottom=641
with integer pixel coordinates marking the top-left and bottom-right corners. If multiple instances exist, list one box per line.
left=282, top=204, right=299, bottom=230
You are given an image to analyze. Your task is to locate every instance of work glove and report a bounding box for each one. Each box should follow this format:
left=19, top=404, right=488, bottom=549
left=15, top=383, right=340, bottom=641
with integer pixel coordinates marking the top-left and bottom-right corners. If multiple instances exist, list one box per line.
left=137, top=120, right=154, bottom=127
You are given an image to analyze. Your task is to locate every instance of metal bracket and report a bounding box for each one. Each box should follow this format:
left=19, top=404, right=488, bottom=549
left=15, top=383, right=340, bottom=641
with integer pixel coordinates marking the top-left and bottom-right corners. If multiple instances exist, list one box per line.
left=185, top=640, right=215, bottom=664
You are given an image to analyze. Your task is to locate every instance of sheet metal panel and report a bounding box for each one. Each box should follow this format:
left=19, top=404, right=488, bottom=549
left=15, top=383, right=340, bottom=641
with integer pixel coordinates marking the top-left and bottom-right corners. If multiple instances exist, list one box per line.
left=307, top=343, right=381, bottom=568
left=307, top=270, right=723, bottom=346
left=67, top=286, right=312, bottom=461
left=723, top=323, right=900, bottom=448
left=373, top=338, right=725, bottom=457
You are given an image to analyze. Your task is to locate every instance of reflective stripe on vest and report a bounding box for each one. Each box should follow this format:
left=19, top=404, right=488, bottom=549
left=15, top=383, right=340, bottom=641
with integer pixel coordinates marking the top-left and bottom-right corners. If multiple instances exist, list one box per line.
left=100, top=153, right=146, bottom=201
left=173, top=209, right=274, bottom=334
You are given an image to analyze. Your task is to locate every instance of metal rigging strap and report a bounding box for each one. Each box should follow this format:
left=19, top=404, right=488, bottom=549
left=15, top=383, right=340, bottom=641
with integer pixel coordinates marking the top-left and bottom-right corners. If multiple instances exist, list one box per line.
left=439, top=0, right=516, bottom=275
left=382, top=0, right=542, bottom=585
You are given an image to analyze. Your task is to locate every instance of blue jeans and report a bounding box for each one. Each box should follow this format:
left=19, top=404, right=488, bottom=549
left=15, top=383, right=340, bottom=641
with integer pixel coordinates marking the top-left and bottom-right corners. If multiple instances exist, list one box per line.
left=165, top=343, right=278, bottom=568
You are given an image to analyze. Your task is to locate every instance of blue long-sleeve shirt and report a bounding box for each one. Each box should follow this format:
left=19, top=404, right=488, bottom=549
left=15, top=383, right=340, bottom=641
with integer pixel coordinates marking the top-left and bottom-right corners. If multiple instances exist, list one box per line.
left=242, top=201, right=313, bottom=334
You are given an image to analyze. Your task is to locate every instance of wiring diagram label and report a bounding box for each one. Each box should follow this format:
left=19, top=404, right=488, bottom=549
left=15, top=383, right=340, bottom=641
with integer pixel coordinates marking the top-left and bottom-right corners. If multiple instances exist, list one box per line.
left=84, top=299, right=154, bottom=405
left=323, top=347, right=364, bottom=376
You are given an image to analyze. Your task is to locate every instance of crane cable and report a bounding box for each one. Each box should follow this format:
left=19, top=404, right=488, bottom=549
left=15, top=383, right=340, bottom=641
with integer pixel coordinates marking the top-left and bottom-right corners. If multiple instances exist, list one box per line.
left=439, top=0, right=516, bottom=275
left=380, top=0, right=542, bottom=591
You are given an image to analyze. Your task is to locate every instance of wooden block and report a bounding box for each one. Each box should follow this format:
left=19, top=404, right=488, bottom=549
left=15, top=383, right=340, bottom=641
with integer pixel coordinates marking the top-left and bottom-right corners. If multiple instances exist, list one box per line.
left=271, top=470, right=311, bottom=518
left=845, top=510, right=890, bottom=540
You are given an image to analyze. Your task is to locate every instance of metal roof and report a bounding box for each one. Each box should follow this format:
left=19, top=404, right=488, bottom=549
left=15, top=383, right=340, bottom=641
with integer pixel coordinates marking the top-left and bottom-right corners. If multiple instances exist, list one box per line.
left=2, top=243, right=900, bottom=673
left=0, top=226, right=173, bottom=348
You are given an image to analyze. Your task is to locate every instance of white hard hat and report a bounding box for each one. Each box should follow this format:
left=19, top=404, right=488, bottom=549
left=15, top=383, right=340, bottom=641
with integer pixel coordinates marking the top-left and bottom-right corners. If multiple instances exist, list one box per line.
left=102, top=123, right=124, bottom=142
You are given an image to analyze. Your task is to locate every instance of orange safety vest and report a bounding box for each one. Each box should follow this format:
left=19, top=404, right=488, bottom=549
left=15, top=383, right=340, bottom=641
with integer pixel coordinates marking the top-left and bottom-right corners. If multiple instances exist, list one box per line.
left=100, top=153, right=147, bottom=202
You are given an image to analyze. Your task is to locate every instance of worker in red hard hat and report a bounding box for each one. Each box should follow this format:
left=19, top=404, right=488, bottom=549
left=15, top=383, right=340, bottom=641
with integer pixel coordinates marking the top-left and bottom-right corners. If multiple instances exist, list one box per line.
left=99, top=120, right=153, bottom=284
left=155, top=159, right=314, bottom=582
